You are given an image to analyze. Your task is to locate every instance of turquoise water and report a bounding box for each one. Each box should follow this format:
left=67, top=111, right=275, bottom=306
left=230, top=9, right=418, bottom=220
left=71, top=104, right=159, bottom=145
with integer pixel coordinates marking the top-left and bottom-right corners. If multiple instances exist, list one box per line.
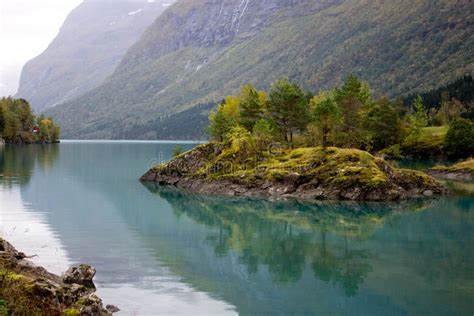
left=0, top=141, right=473, bottom=315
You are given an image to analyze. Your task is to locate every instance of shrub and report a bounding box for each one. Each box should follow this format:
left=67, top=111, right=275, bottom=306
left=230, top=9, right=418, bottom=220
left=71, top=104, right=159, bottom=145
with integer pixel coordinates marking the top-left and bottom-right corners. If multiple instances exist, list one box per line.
left=444, top=118, right=474, bottom=158
left=252, top=119, right=274, bottom=152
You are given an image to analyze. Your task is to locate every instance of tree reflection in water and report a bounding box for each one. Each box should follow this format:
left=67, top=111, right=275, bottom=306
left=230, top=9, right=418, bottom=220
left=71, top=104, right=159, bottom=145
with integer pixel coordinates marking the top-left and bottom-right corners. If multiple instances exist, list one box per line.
left=0, top=144, right=59, bottom=187
left=144, top=183, right=433, bottom=297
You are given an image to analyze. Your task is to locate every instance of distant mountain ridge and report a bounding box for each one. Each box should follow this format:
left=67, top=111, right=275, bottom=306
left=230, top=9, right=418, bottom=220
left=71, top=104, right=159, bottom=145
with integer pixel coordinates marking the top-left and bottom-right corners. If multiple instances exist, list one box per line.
left=44, top=0, right=473, bottom=139
left=16, top=0, right=175, bottom=113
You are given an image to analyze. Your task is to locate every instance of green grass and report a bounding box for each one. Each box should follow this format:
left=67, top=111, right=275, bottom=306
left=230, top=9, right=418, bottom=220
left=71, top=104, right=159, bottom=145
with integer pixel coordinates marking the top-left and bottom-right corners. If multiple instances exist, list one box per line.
left=433, top=158, right=474, bottom=172
left=193, top=146, right=393, bottom=190
left=452, top=159, right=474, bottom=171
left=401, top=126, right=449, bottom=156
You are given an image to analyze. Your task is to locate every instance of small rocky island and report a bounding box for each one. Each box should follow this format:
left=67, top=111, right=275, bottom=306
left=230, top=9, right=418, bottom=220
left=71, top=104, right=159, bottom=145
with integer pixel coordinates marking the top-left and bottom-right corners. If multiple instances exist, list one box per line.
left=141, top=143, right=444, bottom=202
left=140, top=77, right=466, bottom=202
left=0, top=238, right=117, bottom=315
left=139, top=75, right=474, bottom=201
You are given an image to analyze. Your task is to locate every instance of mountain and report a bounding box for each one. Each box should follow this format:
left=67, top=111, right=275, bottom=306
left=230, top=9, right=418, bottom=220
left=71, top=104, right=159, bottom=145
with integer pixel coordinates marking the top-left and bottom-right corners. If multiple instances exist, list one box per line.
left=46, top=0, right=473, bottom=140
left=16, top=0, right=175, bottom=113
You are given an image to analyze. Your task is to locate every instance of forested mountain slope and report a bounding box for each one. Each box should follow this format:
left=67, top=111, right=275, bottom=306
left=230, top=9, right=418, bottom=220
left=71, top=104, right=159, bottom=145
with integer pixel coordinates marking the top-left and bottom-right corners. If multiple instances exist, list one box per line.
left=16, top=0, right=175, bottom=113
left=46, top=0, right=473, bottom=139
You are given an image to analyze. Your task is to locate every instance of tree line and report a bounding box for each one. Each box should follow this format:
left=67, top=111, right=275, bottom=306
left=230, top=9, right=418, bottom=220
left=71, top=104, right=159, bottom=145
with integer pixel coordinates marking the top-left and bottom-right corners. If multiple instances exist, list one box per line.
left=403, top=74, right=473, bottom=118
left=0, top=97, right=60, bottom=144
left=207, top=75, right=473, bottom=158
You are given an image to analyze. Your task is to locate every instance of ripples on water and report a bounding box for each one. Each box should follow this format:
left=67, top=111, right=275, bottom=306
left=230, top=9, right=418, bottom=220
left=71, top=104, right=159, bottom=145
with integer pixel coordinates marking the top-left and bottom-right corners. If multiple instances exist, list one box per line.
left=0, top=142, right=473, bottom=315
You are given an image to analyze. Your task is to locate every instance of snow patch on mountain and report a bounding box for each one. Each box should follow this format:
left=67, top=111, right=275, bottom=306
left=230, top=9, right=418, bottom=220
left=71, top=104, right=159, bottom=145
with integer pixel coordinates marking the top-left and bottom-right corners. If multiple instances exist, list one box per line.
left=128, top=8, right=142, bottom=15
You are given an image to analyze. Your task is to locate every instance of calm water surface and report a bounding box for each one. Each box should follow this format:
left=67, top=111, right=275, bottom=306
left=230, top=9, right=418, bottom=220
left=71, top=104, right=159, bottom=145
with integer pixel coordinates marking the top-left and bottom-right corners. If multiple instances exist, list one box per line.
left=0, top=141, right=473, bottom=315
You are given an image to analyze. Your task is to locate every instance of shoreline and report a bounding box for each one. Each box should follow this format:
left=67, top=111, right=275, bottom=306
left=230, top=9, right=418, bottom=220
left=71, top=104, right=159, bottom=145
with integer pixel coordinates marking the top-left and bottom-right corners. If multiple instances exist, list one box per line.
left=427, top=169, right=474, bottom=182
left=1, top=140, right=61, bottom=145
left=426, top=159, right=474, bottom=182
left=0, top=237, right=117, bottom=315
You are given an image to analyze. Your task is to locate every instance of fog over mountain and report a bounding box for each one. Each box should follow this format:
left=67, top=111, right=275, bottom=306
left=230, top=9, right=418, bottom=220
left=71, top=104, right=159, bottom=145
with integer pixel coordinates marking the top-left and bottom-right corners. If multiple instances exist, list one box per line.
left=0, top=0, right=82, bottom=97
left=16, top=0, right=175, bottom=113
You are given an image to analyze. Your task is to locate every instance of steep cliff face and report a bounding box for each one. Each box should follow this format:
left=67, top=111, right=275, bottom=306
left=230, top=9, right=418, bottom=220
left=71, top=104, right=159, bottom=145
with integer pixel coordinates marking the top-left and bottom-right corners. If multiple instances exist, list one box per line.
left=16, top=0, right=175, bottom=113
left=118, top=0, right=340, bottom=72
left=46, top=0, right=473, bottom=139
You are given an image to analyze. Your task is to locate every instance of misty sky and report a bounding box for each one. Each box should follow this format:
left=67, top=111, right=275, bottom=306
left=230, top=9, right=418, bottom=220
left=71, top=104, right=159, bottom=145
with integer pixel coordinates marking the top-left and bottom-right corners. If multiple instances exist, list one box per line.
left=0, top=0, right=82, bottom=97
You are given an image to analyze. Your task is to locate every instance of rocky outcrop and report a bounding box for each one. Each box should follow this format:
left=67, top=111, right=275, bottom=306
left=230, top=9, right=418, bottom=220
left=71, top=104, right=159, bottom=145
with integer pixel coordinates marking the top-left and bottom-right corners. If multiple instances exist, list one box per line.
left=62, top=265, right=97, bottom=287
left=140, top=143, right=446, bottom=202
left=0, top=238, right=117, bottom=315
left=428, top=170, right=473, bottom=181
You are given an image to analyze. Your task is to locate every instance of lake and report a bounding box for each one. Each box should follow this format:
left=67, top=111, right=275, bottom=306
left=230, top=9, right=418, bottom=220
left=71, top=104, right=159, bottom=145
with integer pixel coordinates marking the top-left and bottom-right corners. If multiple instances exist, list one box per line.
left=0, top=141, right=473, bottom=315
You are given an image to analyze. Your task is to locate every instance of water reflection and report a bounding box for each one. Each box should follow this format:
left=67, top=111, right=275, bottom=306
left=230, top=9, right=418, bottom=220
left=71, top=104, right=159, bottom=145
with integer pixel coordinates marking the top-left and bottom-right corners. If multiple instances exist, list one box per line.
left=0, top=144, right=59, bottom=186
left=144, top=184, right=436, bottom=297
left=1, top=142, right=472, bottom=315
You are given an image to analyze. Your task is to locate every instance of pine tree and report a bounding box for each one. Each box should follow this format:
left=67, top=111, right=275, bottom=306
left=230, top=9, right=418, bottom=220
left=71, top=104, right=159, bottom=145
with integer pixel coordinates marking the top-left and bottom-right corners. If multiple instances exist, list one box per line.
left=333, top=74, right=372, bottom=147
left=267, top=79, right=310, bottom=145
left=239, top=84, right=266, bottom=132
left=364, top=97, right=401, bottom=150
left=411, top=95, right=428, bottom=135
left=312, top=96, right=340, bottom=148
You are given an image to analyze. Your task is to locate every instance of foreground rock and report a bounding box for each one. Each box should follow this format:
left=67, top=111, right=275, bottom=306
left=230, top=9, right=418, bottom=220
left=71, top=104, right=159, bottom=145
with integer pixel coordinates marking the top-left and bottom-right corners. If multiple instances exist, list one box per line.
left=0, top=238, right=117, bottom=315
left=427, top=158, right=474, bottom=181
left=141, top=143, right=445, bottom=202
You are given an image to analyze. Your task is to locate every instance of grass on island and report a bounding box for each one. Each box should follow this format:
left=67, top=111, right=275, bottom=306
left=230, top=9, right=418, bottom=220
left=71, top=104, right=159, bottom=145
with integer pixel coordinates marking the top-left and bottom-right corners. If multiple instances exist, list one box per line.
left=160, top=143, right=435, bottom=191
left=432, top=158, right=474, bottom=172
left=202, top=146, right=387, bottom=187
left=401, top=126, right=448, bottom=155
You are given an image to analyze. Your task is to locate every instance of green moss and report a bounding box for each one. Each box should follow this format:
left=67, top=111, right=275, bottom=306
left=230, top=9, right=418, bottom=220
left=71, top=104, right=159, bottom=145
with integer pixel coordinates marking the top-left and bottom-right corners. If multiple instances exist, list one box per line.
left=192, top=145, right=397, bottom=190
left=432, top=158, right=474, bottom=172
left=63, top=308, right=80, bottom=316
left=24, top=284, right=35, bottom=293
left=0, top=270, right=26, bottom=281
left=267, top=170, right=287, bottom=182
left=452, top=159, right=474, bottom=171
left=0, top=299, right=8, bottom=316
left=0, top=269, right=42, bottom=315
left=398, top=169, right=436, bottom=187
left=160, top=141, right=441, bottom=197
left=379, top=144, right=403, bottom=159
left=76, top=298, right=87, bottom=305
left=152, top=163, right=167, bottom=172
